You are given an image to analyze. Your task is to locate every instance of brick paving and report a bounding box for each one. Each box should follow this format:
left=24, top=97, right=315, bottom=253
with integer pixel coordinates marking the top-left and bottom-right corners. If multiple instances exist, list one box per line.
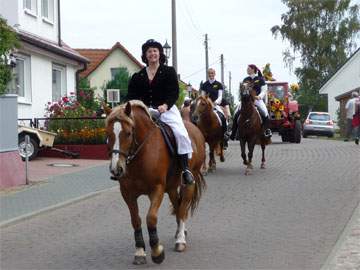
left=0, top=135, right=359, bottom=269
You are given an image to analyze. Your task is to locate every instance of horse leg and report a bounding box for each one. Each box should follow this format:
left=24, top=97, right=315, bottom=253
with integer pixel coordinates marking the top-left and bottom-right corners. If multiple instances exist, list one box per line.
left=147, top=186, right=166, bottom=264
left=219, top=141, right=225, bottom=162
left=120, top=189, right=146, bottom=265
left=208, top=145, right=216, bottom=172
left=174, top=184, right=195, bottom=252
left=240, top=139, right=247, bottom=166
left=245, top=142, right=255, bottom=175
left=260, top=143, right=266, bottom=169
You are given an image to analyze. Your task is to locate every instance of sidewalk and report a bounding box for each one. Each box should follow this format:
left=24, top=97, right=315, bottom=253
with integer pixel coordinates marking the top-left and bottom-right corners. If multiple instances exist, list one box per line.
left=0, top=157, right=359, bottom=269
left=0, top=157, right=117, bottom=226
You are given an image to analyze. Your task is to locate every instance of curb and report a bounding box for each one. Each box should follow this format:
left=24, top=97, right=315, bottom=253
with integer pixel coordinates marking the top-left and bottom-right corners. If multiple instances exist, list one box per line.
left=0, top=186, right=118, bottom=229
left=321, top=201, right=360, bottom=270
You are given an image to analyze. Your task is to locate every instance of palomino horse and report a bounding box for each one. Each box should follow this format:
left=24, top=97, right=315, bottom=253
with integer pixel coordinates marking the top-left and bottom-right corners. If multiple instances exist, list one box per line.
left=237, top=82, right=271, bottom=175
left=192, top=95, right=225, bottom=172
left=105, top=100, right=206, bottom=265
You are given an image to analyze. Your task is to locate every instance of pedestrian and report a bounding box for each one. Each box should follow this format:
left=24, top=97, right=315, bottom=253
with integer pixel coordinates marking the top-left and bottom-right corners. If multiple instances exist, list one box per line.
left=344, top=91, right=359, bottom=141
left=126, top=39, right=194, bottom=185
left=352, top=95, right=360, bottom=145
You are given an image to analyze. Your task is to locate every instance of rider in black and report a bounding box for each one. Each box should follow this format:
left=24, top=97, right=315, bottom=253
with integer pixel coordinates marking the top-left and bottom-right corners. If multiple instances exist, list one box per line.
left=230, top=64, right=272, bottom=140
left=200, top=68, right=229, bottom=146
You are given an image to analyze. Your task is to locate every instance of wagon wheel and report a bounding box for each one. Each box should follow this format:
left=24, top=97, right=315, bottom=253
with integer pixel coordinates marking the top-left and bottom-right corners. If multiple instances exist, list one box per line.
left=18, top=135, right=39, bottom=161
left=294, top=120, right=302, bottom=143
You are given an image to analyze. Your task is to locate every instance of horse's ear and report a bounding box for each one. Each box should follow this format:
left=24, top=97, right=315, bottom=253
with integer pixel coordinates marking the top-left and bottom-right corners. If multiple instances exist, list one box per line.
left=125, top=101, right=132, bottom=116
left=102, top=102, right=112, bottom=116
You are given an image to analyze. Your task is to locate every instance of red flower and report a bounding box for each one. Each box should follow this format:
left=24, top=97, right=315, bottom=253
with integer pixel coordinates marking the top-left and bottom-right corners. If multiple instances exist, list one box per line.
left=62, top=96, right=69, bottom=103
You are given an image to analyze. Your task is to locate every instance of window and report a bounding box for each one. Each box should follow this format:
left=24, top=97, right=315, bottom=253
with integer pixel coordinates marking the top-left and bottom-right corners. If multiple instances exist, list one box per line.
left=24, top=0, right=38, bottom=16
left=8, top=55, right=32, bottom=102
left=42, top=0, right=54, bottom=22
left=309, top=113, right=330, bottom=121
left=52, top=64, right=66, bottom=101
left=111, top=68, right=121, bottom=80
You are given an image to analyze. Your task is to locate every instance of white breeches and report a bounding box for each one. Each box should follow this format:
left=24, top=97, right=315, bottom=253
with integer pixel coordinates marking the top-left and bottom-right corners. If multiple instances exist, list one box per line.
left=160, top=105, right=193, bottom=158
left=254, top=99, right=269, bottom=117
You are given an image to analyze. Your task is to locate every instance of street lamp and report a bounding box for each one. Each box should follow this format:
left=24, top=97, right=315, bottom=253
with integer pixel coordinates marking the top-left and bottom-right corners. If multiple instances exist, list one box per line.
left=187, top=82, right=192, bottom=98
left=163, top=40, right=171, bottom=65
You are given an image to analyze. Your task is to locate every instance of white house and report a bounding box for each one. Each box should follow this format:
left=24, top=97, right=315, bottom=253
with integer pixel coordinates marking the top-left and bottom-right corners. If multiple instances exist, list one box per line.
left=319, top=48, right=360, bottom=120
left=75, top=42, right=143, bottom=98
left=0, top=0, right=88, bottom=119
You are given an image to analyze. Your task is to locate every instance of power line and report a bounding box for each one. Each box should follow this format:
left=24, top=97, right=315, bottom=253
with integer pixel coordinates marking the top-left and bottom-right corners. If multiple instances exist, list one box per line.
left=183, top=59, right=221, bottom=80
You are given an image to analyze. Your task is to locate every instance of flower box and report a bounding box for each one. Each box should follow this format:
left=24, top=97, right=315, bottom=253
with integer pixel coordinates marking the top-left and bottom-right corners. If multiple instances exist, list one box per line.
left=38, top=144, right=108, bottom=160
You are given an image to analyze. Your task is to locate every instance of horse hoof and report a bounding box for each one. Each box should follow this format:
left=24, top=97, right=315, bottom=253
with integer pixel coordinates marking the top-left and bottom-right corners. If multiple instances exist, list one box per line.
left=260, top=164, right=266, bottom=169
left=220, top=156, right=225, bottom=162
left=175, top=243, right=186, bottom=252
left=133, top=256, right=147, bottom=265
left=245, top=169, right=252, bottom=175
left=151, top=250, right=165, bottom=264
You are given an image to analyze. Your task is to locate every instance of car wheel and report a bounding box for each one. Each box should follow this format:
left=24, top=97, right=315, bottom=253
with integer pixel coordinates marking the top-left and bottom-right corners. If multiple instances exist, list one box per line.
left=18, top=135, right=39, bottom=161
left=303, top=132, right=308, bottom=138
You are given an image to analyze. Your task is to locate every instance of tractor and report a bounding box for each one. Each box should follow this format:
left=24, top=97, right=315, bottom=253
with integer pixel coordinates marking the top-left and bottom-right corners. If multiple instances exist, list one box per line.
left=266, top=81, right=302, bottom=143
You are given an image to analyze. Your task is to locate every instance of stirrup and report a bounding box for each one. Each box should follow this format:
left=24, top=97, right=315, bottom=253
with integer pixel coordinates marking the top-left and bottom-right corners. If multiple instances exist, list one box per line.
left=182, top=169, right=194, bottom=185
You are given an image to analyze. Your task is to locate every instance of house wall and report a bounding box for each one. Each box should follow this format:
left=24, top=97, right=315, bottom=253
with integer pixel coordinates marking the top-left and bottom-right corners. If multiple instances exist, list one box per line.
left=320, top=51, right=360, bottom=121
left=17, top=44, right=80, bottom=119
left=87, top=48, right=142, bottom=97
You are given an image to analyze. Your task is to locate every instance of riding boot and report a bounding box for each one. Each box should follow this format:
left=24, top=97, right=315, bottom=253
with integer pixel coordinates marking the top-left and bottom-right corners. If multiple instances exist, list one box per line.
left=179, top=154, right=194, bottom=185
left=230, top=110, right=240, bottom=140
left=262, top=116, right=272, bottom=138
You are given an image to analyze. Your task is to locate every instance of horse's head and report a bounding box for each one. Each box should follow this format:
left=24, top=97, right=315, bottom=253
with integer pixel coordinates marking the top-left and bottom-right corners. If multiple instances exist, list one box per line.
left=239, top=82, right=255, bottom=103
left=105, top=101, right=142, bottom=179
left=192, top=95, right=213, bottom=122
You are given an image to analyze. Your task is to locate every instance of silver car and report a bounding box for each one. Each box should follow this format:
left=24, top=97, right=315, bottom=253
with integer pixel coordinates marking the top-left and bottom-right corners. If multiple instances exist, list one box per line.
left=303, top=112, right=335, bottom=138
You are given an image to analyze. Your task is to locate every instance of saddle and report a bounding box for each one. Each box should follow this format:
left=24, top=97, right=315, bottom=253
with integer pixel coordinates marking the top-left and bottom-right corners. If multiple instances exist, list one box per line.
left=151, top=114, right=177, bottom=157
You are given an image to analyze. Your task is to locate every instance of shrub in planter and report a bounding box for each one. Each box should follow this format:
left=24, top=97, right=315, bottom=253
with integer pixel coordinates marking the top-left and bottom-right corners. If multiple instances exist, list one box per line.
left=45, top=93, right=106, bottom=145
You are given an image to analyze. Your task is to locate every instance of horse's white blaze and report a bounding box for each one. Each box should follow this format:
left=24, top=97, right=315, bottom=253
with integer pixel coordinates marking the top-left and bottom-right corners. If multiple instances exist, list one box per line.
left=111, top=122, right=121, bottom=171
left=175, top=220, right=186, bottom=244
left=135, top=247, right=146, bottom=257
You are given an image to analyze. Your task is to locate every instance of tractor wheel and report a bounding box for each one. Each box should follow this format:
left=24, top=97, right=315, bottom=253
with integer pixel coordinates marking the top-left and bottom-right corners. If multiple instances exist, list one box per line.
left=18, top=135, right=39, bottom=161
left=294, top=120, right=302, bottom=143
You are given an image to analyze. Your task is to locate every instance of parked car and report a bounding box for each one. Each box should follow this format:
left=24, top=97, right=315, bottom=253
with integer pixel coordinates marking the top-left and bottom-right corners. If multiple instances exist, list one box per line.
left=303, top=112, right=335, bottom=138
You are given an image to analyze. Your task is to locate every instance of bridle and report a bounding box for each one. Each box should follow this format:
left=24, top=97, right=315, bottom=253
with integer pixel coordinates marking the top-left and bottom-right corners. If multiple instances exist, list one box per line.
left=110, top=119, right=156, bottom=165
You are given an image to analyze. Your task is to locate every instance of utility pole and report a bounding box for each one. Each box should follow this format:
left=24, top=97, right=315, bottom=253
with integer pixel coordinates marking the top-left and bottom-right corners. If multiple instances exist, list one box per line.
left=220, top=54, right=224, bottom=85
left=172, top=0, right=178, bottom=72
left=229, top=71, right=232, bottom=95
left=204, top=34, right=209, bottom=80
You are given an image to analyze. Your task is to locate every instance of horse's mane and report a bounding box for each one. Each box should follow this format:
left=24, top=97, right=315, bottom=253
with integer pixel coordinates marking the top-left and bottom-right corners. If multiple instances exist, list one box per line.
left=106, top=100, right=151, bottom=126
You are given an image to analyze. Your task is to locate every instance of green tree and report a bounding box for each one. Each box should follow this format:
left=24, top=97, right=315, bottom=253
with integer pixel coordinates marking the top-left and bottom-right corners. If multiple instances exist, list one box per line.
left=0, top=17, right=19, bottom=95
left=271, top=0, right=360, bottom=115
left=103, top=67, right=131, bottom=105
left=77, top=77, right=99, bottom=111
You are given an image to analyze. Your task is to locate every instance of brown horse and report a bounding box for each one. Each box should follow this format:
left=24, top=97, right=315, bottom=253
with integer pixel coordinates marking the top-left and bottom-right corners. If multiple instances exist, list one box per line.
left=192, top=95, right=225, bottom=172
left=105, top=100, right=206, bottom=265
left=238, top=83, right=271, bottom=175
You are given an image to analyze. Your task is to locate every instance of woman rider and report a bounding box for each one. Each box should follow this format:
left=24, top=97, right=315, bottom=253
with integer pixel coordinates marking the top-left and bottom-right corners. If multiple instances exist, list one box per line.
left=126, top=39, right=194, bottom=185
left=230, top=64, right=272, bottom=139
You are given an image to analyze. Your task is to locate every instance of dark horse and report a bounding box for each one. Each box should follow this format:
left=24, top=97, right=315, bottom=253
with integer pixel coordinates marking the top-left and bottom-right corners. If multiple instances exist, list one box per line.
left=192, top=95, right=225, bottom=172
left=105, top=100, right=206, bottom=265
left=238, top=83, right=271, bottom=175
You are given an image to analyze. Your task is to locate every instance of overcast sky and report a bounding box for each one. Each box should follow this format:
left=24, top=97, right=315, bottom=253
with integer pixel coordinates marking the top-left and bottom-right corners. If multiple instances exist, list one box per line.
left=60, top=0, right=354, bottom=100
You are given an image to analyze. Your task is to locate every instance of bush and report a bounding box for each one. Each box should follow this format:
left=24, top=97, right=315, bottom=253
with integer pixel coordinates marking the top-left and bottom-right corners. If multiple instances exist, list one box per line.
left=45, top=93, right=106, bottom=144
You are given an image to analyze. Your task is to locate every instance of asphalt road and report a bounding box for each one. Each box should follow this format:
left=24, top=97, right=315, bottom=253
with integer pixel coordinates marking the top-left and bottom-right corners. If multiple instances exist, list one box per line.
left=1, top=136, right=359, bottom=269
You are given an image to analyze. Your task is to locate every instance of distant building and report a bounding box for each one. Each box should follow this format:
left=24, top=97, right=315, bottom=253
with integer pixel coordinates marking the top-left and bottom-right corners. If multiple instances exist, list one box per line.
left=75, top=42, right=143, bottom=98
left=319, top=48, right=360, bottom=122
left=1, top=0, right=89, bottom=119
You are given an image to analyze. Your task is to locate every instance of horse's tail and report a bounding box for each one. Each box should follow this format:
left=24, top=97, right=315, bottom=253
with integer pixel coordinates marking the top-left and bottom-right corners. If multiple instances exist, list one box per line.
left=189, top=170, right=207, bottom=216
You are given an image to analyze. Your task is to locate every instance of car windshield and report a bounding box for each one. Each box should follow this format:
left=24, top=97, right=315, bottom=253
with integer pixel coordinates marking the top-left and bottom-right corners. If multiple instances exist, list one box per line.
left=267, top=85, right=285, bottom=101
left=309, top=113, right=330, bottom=121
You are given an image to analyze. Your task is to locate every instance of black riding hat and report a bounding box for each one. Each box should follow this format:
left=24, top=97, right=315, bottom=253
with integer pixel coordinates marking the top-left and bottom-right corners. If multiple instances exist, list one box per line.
left=142, top=39, right=164, bottom=55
